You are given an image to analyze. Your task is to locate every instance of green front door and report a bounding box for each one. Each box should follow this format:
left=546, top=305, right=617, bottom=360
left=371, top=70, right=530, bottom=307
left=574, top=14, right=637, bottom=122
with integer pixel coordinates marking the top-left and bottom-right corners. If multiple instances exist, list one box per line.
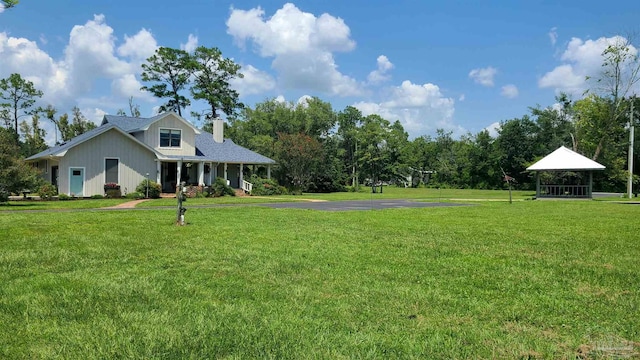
left=69, top=168, right=84, bottom=196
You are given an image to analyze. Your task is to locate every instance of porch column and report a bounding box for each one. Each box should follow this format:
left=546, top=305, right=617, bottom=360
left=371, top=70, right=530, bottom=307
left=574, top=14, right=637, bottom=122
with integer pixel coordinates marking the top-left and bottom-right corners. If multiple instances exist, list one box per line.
left=198, top=161, right=205, bottom=186
left=177, top=159, right=183, bottom=186
left=224, top=163, right=228, bottom=185
left=239, top=163, right=244, bottom=187
left=213, top=163, right=218, bottom=180
left=208, top=162, right=213, bottom=185
left=156, top=160, right=161, bottom=184
left=267, top=165, right=271, bottom=179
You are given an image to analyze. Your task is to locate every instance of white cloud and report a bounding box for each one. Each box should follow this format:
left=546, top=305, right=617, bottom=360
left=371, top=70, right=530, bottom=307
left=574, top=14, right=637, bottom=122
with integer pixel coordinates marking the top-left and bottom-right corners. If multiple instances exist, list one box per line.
left=180, top=34, right=198, bottom=53
left=274, top=95, right=286, bottom=103
left=0, top=14, right=161, bottom=140
left=0, top=4, right=5, bottom=13
left=111, top=73, right=154, bottom=101
left=0, top=32, right=69, bottom=103
left=458, top=94, right=465, bottom=101
left=367, top=55, right=394, bottom=84
left=501, top=84, right=519, bottom=98
left=230, top=64, right=276, bottom=95
left=548, top=27, right=558, bottom=46
left=226, top=3, right=362, bottom=96
left=353, top=80, right=458, bottom=138
left=63, top=14, right=132, bottom=95
left=539, top=35, right=638, bottom=96
left=484, top=121, right=501, bottom=138
left=82, top=107, right=108, bottom=125
left=469, top=66, right=497, bottom=87
left=117, top=28, right=157, bottom=63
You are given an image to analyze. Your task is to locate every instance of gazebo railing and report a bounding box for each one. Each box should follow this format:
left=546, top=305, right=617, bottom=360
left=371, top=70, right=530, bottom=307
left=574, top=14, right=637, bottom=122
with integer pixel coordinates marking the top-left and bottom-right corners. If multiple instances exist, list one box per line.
left=538, top=184, right=590, bottom=198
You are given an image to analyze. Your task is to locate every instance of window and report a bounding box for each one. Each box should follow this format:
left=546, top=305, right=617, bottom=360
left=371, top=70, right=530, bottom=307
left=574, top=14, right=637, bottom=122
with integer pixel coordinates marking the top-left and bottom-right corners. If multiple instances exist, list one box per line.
left=105, top=158, right=119, bottom=184
left=160, top=129, right=181, bottom=147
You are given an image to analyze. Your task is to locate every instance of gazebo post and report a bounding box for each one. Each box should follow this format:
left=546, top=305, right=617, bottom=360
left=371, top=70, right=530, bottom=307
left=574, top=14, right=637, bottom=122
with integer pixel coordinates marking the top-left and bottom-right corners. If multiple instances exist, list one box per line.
left=536, top=171, right=540, bottom=198
left=588, top=171, right=593, bottom=198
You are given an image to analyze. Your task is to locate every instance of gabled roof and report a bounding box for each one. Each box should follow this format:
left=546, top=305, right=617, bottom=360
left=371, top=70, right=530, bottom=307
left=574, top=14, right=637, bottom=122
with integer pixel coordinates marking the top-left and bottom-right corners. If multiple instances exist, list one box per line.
left=25, top=124, right=160, bottom=161
left=527, top=146, right=605, bottom=171
left=102, top=111, right=201, bottom=134
left=195, top=133, right=276, bottom=164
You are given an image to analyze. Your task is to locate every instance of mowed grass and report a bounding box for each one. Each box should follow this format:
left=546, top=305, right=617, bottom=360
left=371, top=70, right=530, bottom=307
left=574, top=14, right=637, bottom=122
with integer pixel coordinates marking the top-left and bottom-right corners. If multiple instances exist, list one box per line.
left=1, top=200, right=639, bottom=358
left=0, top=198, right=130, bottom=211
left=141, top=187, right=535, bottom=208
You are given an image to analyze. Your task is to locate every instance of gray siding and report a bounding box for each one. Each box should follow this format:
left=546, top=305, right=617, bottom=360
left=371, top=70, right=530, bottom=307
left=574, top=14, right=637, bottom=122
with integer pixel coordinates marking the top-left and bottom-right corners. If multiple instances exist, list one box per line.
left=59, top=129, right=157, bottom=196
left=143, top=113, right=196, bottom=156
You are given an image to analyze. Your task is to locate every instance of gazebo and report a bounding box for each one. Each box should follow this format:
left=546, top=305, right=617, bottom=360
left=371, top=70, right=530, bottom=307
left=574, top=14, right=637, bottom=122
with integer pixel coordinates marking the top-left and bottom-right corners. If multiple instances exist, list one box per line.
left=527, top=146, right=605, bottom=199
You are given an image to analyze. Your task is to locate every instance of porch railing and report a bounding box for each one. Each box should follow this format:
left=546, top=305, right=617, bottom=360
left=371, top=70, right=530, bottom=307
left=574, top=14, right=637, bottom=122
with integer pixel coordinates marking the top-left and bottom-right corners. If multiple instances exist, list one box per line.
left=539, top=184, right=590, bottom=198
left=242, top=180, right=253, bottom=194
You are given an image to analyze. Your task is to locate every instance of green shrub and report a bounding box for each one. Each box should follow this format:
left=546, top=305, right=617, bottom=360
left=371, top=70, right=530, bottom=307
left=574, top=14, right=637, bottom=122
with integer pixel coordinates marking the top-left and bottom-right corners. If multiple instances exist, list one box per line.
left=210, top=177, right=235, bottom=197
left=0, top=187, right=8, bottom=203
left=249, top=175, right=286, bottom=196
left=136, top=179, right=161, bottom=199
left=58, top=193, right=72, bottom=201
left=91, top=194, right=104, bottom=199
left=125, top=192, right=144, bottom=199
left=38, top=183, right=58, bottom=200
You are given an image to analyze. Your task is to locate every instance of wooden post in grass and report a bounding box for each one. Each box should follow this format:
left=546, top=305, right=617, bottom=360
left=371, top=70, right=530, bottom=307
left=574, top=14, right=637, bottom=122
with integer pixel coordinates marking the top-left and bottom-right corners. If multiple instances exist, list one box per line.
left=176, top=181, right=187, bottom=226
left=501, top=167, right=514, bottom=204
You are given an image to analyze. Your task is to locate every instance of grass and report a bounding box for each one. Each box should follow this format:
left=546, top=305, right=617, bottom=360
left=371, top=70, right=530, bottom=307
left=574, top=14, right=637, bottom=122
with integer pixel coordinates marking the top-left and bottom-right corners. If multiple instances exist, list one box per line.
left=0, top=195, right=639, bottom=358
left=0, top=198, right=130, bottom=211
left=140, top=187, right=535, bottom=208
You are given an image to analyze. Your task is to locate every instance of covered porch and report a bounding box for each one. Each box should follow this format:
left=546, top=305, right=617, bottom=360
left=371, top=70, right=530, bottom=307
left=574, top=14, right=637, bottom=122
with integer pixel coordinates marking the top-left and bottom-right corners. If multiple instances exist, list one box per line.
left=157, top=158, right=272, bottom=193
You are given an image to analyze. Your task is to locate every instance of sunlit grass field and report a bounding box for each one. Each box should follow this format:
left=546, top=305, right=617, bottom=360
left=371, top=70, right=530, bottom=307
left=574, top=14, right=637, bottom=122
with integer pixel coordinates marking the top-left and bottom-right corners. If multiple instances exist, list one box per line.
left=1, top=193, right=638, bottom=358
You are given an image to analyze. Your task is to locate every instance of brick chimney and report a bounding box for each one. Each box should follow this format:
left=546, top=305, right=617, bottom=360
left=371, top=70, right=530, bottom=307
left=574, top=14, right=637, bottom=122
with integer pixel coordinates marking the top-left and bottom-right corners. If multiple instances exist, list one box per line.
left=213, top=118, right=224, bottom=143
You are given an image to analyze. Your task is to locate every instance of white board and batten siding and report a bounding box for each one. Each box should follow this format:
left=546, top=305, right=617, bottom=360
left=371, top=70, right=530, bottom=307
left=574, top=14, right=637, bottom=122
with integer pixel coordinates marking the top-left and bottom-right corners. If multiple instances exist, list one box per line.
left=58, top=128, right=157, bottom=196
left=141, top=113, right=196, bottom=156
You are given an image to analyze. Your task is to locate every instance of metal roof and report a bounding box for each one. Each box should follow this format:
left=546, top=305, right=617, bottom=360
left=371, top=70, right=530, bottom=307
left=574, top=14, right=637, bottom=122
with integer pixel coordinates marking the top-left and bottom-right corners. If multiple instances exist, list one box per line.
left=27, top=113, right=274, bottom=165
left=526, top=146, right=605, bottom=171
left=102, top=112, right=201, bottom=134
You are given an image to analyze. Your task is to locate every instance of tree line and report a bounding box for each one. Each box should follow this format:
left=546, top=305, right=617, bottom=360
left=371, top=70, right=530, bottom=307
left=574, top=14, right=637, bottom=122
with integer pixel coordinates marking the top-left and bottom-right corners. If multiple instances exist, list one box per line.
left=1, top=37, right=639, bottom=199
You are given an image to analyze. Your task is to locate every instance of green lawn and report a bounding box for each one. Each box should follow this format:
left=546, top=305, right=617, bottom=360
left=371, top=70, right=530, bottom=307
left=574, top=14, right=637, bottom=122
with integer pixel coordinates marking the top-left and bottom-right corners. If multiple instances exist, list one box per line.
left=0, top=198, right=130, bottom=211
left=1, top=198, right=638, bottom=358
left=140, top=187, right=535, bottom=208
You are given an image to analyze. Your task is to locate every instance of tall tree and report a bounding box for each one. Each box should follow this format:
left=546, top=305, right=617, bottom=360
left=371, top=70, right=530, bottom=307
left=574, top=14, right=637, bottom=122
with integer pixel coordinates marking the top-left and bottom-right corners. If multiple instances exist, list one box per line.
left=141, top=47, right=191, bottom=116
left=56, top=107, right=95, bottom=141
left=190, top=46, right=244, bottom=123
left=276, top=132, right=322, bottom=192
left=494, top=116, right=540, bottom=188
left=337, top=106, right=363, bottom=187
left=0, top=73, right=43, bottom=135
left=19, top=114, right=47, bottom=157
left=585, top=36, right=640, bottom=160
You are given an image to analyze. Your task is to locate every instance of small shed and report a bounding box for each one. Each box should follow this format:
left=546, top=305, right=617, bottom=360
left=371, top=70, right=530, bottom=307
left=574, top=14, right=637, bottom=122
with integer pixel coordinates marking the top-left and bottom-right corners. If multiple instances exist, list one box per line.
left=526, top=146, right=605, bottom=199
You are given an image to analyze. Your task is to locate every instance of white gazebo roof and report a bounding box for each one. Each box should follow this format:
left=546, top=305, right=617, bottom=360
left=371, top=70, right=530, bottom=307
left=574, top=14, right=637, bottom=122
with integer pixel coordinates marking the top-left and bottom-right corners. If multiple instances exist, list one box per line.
left=527, top=146, right=606, bottom=171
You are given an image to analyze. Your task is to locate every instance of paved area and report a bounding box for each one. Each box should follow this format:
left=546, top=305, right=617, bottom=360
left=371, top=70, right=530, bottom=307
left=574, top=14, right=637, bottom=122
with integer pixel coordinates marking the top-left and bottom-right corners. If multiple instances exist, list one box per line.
left=101, top=199, right=151, bottom=209
left=257, top=199, right=470, bottom=211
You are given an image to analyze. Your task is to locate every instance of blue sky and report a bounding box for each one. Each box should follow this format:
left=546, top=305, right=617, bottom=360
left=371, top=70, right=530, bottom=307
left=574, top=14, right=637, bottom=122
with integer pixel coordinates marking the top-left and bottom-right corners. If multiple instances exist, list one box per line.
left=1, top=1, right=638, bottom=143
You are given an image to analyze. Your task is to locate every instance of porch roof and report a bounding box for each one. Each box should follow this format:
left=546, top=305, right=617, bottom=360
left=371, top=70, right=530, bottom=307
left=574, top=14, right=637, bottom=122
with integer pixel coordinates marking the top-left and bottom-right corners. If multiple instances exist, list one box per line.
left=194, top=134, right=276, bottom=164
left=527, top=146, right=605, bottom=171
